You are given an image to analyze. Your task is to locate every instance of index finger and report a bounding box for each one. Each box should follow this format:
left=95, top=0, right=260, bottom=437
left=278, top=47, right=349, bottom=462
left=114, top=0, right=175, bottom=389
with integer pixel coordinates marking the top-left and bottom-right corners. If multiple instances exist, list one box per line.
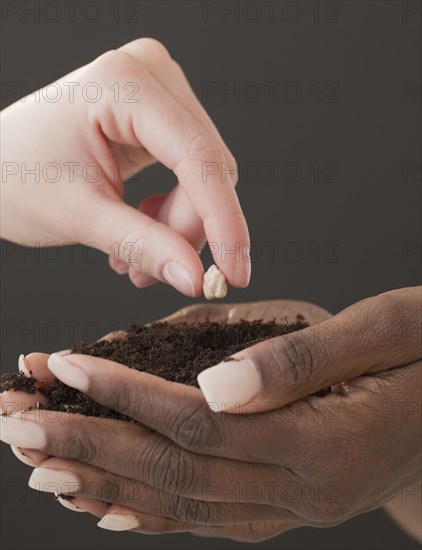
left=90, top=50, right=250, bottom=288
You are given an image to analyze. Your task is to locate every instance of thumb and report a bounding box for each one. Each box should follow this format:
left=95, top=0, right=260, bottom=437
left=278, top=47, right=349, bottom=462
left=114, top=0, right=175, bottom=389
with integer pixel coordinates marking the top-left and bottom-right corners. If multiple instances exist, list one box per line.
left=79, top=196, right=204, bottom=297
left=197, top=287, right=421, bottom=412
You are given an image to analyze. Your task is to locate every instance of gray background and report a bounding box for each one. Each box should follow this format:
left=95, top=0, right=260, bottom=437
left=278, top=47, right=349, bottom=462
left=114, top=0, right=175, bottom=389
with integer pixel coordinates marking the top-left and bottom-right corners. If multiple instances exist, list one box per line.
left=1, top=0, right=420, bottom=549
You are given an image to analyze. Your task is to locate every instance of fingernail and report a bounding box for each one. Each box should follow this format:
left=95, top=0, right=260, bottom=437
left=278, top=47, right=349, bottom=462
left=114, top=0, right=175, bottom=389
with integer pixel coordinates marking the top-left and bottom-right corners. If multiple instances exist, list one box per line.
left=244, top=250, right=251, bottom=287
left=98, top=513, right=139, bottom=531
left=0, top=416, right=46, bottom=448
left=47, top=354, right=88, bottom=392
left=197, top=358, right=261, bottom=411
left=11, top=445, right=39, bottom=467
left=162, top=262, right=195, bottom=297
left=56, top=495, right=85, bottom=512
left=29, top=468, right=81, bottom=493
left=18, top=354, right=31, bottom=377
left=131, top=272, right=157, bottom=288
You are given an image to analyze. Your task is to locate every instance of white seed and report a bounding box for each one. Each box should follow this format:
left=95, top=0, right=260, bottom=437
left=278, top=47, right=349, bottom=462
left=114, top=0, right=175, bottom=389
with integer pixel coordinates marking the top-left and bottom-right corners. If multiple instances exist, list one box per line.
left=203, top=265, right=227, bottom=301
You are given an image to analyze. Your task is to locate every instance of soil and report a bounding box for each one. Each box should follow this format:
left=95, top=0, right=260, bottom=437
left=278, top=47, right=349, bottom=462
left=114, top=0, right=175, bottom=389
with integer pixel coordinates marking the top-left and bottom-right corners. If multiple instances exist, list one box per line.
left=1, top=317, right=327, bottom=422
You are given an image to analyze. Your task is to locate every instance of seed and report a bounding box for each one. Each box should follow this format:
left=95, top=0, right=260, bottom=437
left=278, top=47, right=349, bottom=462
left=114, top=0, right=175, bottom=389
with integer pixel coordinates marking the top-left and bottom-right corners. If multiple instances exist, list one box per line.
left=203, top=265, right=227, bottom=301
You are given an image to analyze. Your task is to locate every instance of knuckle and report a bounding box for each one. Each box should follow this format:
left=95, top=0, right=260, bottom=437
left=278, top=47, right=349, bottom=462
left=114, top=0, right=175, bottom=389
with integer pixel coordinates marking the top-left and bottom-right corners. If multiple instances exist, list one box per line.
left=115, top=221, right=160, bottom=271
left=100, top=471, right=140, bottom=507
left=173, top=404, right=222, bottom=452
left=93, top=49, right=137, bottom=77
left=186, top=132, right=226, bottom=164
left=131, top=37, right=173, bottom=65
left=276, top=333, right=325, bottom=387
left=152, top=443, right=195, bottom=495
left=57, top=431, right=97, bottom=463
left=99, top=470, right=121, bottom=502
left=112, top=379, right=139, bottom=418
left=373, top=293, right=408, bottom=341
left=172, top=495, right=213, bottom=525
left=117, top=478, right=141, bottom=507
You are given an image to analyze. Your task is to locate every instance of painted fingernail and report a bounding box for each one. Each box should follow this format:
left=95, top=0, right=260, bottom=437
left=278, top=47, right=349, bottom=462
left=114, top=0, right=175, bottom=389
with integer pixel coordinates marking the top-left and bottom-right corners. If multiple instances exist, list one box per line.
left=56, top=495, right=86, bottom=512
left=197, top=358, right=261, bottom=411
left=0, top=416, right=46, bottom=448
left=162, top=262, right=195, bottom=297
left=98, top=513, right=139, bottom=532
left=11, top=445, right=40, bottom=467
left=47, top=354, right=88, bottom=392
left=18, top=354, right=31, bottom=377
left=29, top=468, right=81, bottom=493
left=131, top=272, right=156, bottom=288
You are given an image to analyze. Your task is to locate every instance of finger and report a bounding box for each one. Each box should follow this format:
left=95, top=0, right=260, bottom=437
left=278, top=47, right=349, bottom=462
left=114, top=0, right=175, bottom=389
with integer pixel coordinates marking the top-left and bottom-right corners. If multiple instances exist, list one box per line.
left=193, top=520, right=298, bottom=542
left=81, top=195, right=202, bottom=297
left=85, top=49, right=250, bottom=288
left=57, top=495, right=109, bottom=515
left=119, top=38, right=237, bottom=259
left=111, top=193, right=166, bottom=283
left=197, top=287, right=422, bottom=412
left=107, top=189, right=162, bottom=279
left=127, top=193, right=166, bottom=288
left=1, top=352, right=53, bottom=465
left=10, top=444, right=47, bottom=467
left=0, top=390, right=48, bottom=416
left=59, top=495, right=198, bottom=534
left=159, top=303, right=233, bottom=324
left=19, top=352, right=57, bottom=386
left=1, top=406, right=295, bottom=505
left=44, top=353, right=309, bottom=466
left=55, top=488, right=201, bottom=534
left=98, top=504, right=199, bottom=533
left=159, top=299, right=331, bottom=325
left=57, top=487, right=208, bottom=534
left=108, top=256, right=130, bottom=275
left=1, top=353, right=50, bottom=415
left=154, top=186, right=206, bottom=251
left=98, top=330, right=127, bottom=342
left=119, top=39, right=236, bottom=181
left=26, top=457, right=292, bottom=526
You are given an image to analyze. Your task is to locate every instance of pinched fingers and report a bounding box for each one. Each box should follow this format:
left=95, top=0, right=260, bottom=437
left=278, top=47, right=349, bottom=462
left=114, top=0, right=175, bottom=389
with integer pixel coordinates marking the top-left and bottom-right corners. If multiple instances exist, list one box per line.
left=82, top=47, right=249, bottom=292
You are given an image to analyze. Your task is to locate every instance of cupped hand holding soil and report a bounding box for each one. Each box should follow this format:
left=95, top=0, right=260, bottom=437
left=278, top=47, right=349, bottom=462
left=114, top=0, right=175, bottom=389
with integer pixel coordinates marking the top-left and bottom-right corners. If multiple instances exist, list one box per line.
left=1, top=299, right=331, bottom=421
left=1, top=290, right=421, bottom=542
